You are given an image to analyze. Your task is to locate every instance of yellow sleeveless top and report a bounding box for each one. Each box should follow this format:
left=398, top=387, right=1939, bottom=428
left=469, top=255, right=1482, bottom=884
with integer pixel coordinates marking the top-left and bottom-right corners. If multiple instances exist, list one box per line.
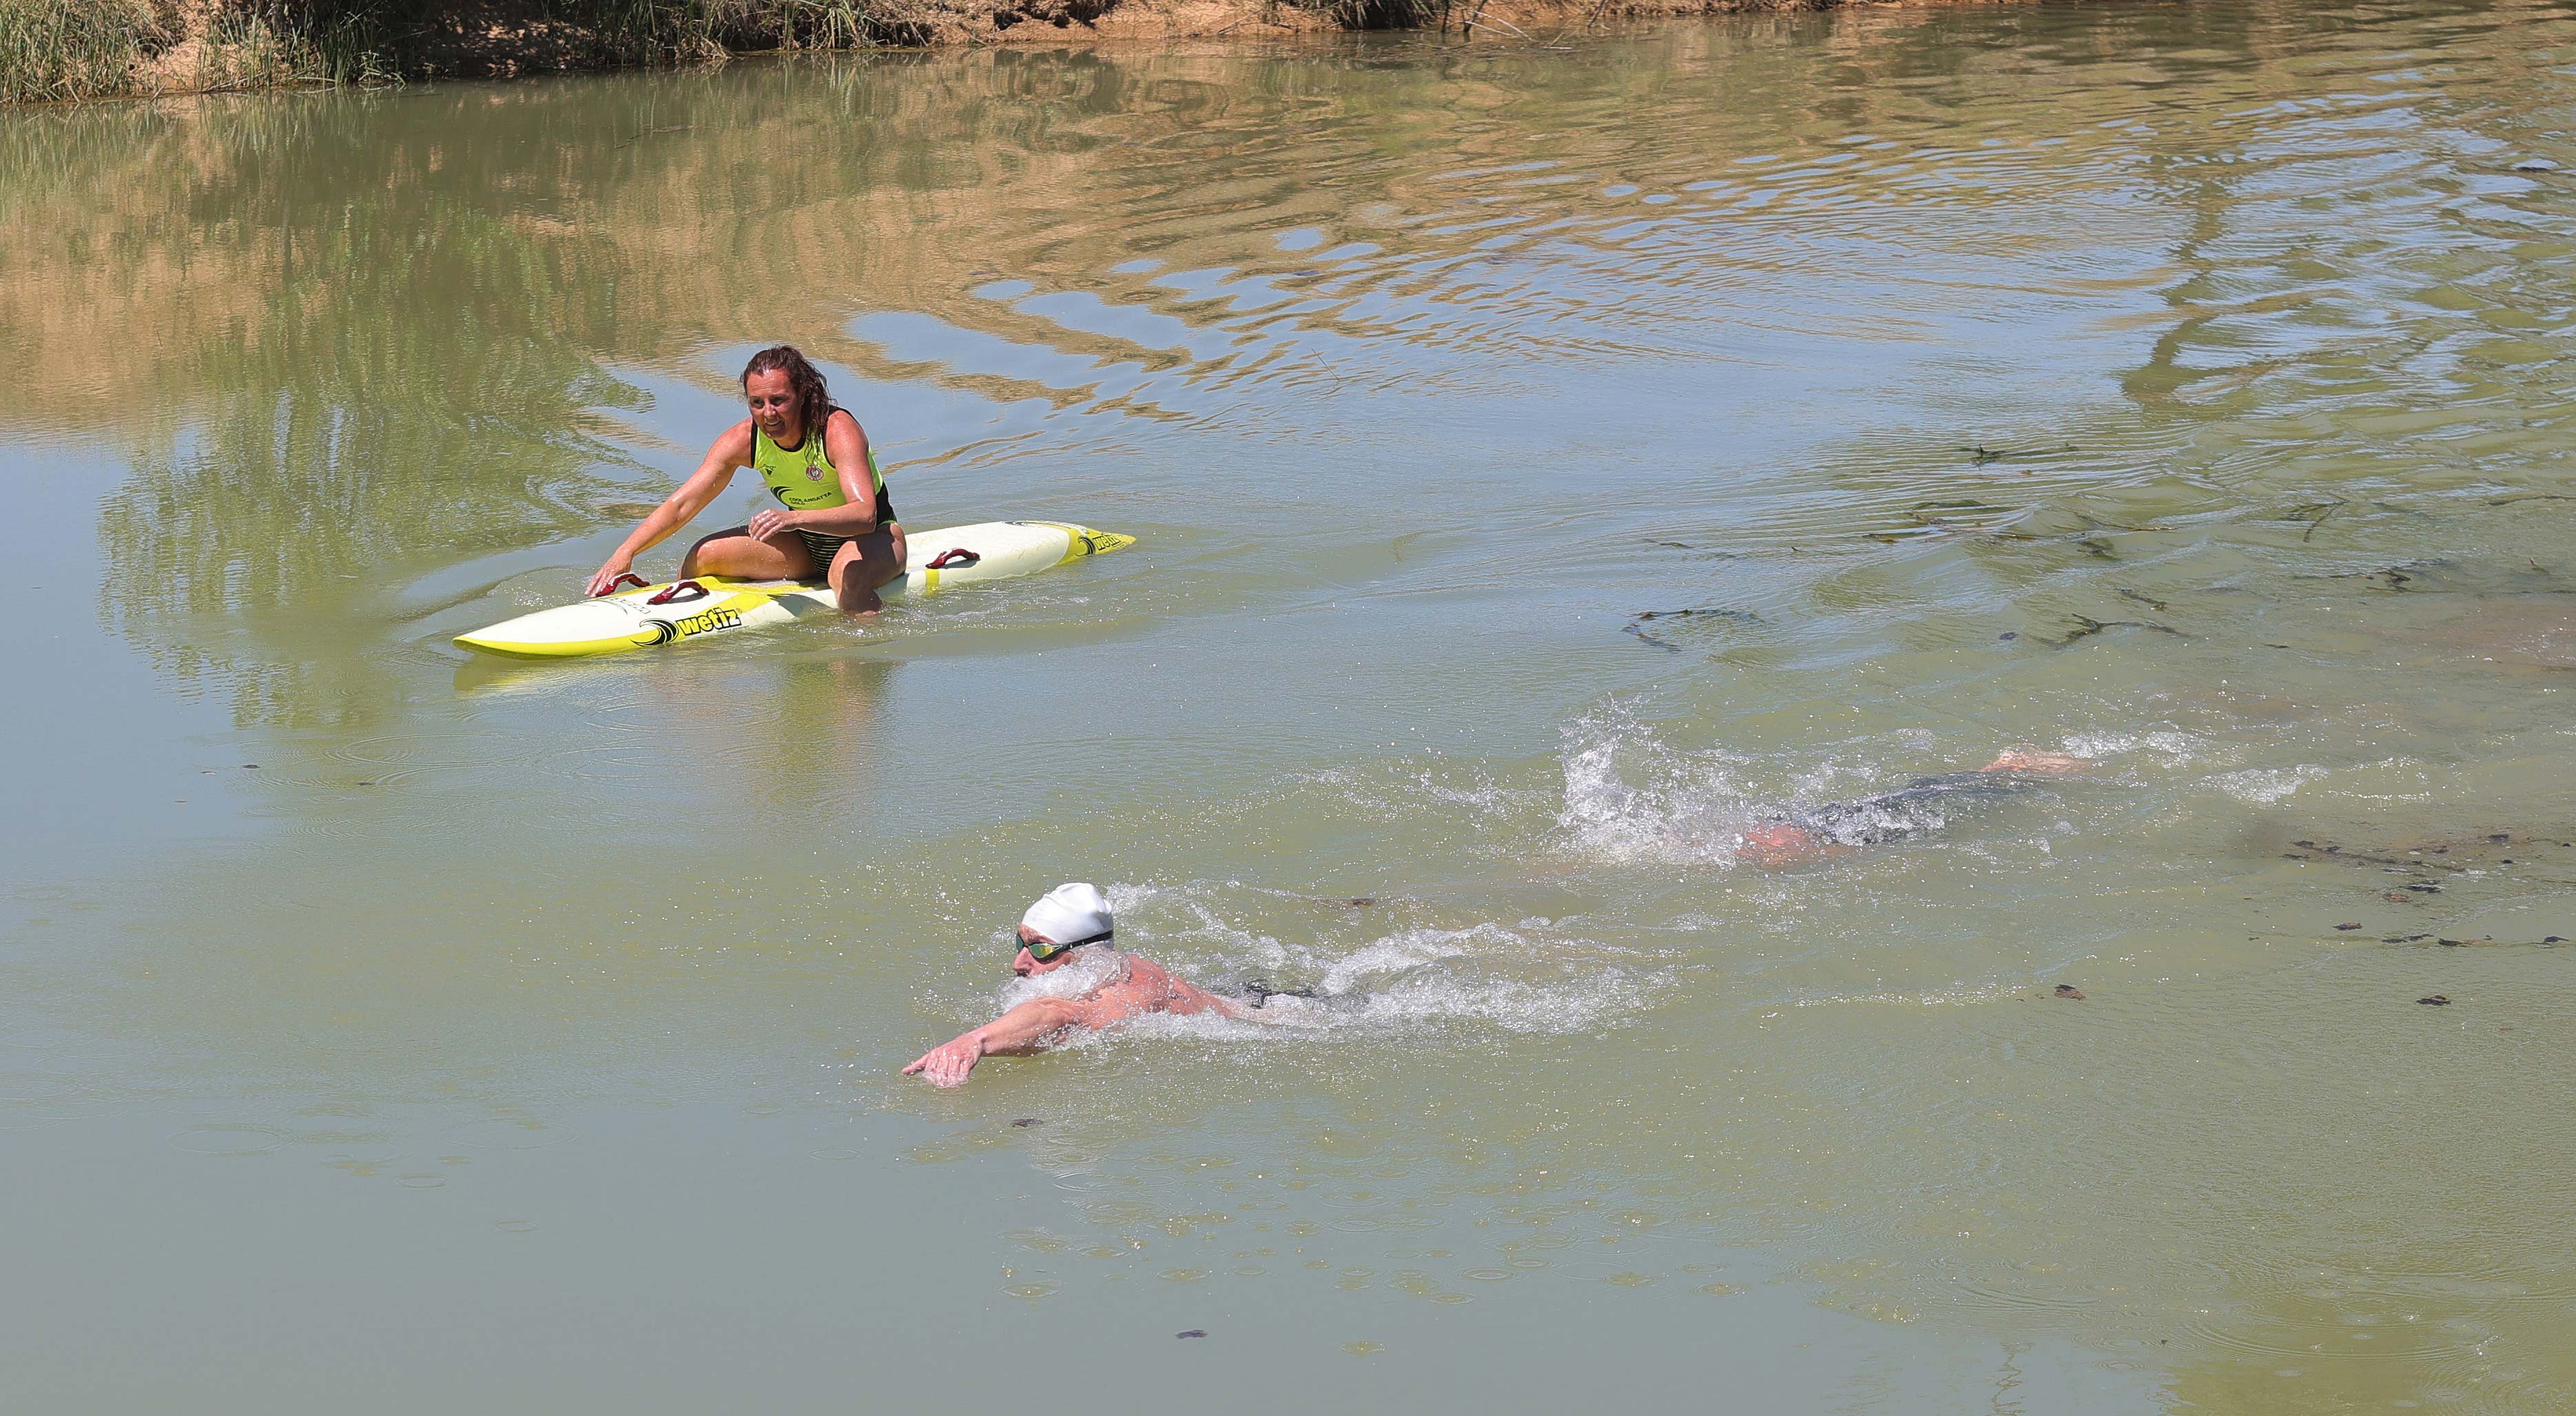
left=752, top=413, right=885, bottom=512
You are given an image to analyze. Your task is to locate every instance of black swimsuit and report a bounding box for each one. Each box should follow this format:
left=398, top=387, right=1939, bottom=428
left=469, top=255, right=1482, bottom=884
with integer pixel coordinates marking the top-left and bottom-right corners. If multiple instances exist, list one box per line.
left=790, top=481, right=898, bottom=569
left=1773, top=771, right=2048, bottom=847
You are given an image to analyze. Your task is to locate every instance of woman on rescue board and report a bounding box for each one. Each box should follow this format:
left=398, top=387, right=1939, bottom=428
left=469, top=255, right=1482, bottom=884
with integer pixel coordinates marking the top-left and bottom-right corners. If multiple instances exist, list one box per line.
left=586, top=345, right=907, bottom=614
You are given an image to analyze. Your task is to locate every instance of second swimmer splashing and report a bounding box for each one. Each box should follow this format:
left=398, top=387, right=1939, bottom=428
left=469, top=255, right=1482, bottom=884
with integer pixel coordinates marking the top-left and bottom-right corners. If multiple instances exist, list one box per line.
left=1731, top=748, right=2089, bottom=867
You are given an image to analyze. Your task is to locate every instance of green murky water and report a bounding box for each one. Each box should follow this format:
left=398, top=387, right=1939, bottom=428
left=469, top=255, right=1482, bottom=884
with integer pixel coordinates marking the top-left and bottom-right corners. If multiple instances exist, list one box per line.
left=7, top=1, right=2576, bottom=1408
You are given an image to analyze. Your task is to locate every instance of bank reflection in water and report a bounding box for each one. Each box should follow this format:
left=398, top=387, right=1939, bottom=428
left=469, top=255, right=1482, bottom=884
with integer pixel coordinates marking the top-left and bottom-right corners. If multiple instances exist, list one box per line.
left=45, top=0, right=2529, bottom=740
left=460, top=641, right=895, bottom=820
left=628, top=649, right=896, bottom=823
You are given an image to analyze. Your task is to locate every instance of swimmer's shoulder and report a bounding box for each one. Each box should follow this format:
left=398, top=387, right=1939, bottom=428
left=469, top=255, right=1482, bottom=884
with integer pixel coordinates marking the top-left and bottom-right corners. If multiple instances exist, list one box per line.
left=1122, top=952, right=1191, bottom=997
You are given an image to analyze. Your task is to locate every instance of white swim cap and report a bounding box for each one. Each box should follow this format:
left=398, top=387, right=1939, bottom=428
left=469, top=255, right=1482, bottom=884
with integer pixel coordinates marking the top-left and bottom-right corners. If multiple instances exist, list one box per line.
left=1020, top=882, right=1115, bottom=946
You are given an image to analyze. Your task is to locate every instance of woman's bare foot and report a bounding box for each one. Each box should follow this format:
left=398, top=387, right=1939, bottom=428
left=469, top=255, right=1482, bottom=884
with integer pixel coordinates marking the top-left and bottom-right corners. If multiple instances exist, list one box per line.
left=1982, top=748, right=2087, bottom=775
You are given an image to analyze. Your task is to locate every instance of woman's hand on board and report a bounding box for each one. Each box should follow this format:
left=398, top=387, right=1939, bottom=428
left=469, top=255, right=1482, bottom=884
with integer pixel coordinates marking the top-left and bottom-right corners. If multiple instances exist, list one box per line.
left=748, top=508, right=800, bottom=543
left=586, top=557, right=635, bottom=598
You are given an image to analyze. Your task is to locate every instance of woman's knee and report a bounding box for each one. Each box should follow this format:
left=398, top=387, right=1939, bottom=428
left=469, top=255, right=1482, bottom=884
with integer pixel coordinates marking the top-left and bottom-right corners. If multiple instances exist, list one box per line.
left=692, top=532, right=805, bottom=580
left=683, top=536, right=734, bottom=575
left=839, top=529, right=903, bottom=579
left=832, top=545, right=889, bottom=591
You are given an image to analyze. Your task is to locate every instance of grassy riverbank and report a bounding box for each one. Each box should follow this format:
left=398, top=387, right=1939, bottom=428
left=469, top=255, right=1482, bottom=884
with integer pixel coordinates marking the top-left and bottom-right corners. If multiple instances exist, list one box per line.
left=3, top=0, right=1916, bottom=103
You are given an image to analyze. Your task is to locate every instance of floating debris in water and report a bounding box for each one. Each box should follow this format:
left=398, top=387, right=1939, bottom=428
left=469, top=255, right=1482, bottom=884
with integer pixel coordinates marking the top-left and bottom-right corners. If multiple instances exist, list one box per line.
left=2116, top=587, right=2170, bottom=612
left=1643, top=540, right=1741, bottom=558
left=1959, top=443, right=2075, bottom=465
left=2048, top=614, right=2184, bottom=648
left=2515, top=158, right=2561, bottom=172
left=1010, top=1118, right=1044, bottom=1127
left=2054, top=984, right=2085, bottom=1000
left=2271, top=496, right=2349, bottom=542
left=2334, top=922, right=2363, bottom=931
left=2309, top=564, right=2420, bottom=590
left=2287, top=840, right=2466, bottom=874
left=2418, top=995, right=2451, bottom=1006
left=1864, top=498, right=2023, bottom=542
left=1624, top=607, right=1760, bottom=652
left=1175, top=1329, right=1208, bottom=1339
left=1998, top=631, right=2019, bottom=641
left=2383, top=935, right=2567, bottom=948
left=1632, top=607, right=1762, bottom=626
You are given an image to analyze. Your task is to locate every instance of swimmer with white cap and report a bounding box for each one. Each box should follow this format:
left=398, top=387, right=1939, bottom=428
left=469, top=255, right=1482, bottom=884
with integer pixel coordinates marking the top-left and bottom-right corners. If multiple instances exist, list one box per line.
left=903, top=883, right=1280, bottom=1087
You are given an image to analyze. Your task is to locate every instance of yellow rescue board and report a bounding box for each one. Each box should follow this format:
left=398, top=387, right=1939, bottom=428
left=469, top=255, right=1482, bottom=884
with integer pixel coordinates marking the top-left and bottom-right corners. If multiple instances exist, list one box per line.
left=455, top=520, right=1133, bottom=660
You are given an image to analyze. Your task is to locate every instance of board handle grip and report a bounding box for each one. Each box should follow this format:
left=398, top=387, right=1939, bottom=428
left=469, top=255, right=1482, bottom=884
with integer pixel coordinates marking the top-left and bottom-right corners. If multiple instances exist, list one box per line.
left=646, top=579, right=710, bottom=605
left=927, top=548, right=981, bottom=570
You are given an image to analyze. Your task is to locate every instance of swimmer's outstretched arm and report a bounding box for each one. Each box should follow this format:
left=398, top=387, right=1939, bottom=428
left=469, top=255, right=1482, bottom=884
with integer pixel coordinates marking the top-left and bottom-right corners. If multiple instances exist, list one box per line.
left=904, top=972, right=1289, bottom=1085
left=903, top=990, right=1160, bottom=1086
left=903, top=998, right=1085, bottom=1087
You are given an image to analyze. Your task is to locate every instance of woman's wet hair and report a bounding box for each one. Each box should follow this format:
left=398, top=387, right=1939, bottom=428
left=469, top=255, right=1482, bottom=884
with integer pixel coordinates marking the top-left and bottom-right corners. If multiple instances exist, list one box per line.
left=741, top=345, right=833, bottom=439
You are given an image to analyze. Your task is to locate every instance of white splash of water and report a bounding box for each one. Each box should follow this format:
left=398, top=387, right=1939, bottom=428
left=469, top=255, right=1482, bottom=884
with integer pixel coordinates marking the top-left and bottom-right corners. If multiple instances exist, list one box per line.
left=1554, top=705, right=1759, bottom=866
left=992, top=947, right=1130, bottom=1009
left=1291, top=760, right=1533, bottom=825
left=2061, top=729, right=2206, bottom=768
left=2211, top=764, right=2328, bottom=804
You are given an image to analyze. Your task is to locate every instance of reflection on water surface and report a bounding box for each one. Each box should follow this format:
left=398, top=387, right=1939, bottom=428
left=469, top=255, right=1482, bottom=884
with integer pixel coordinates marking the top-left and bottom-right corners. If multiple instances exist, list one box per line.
left=6, top=1, right=2576, bottom=1409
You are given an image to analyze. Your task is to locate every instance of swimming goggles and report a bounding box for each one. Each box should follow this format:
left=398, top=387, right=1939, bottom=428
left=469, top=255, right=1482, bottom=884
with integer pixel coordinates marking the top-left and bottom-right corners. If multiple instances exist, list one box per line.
left=1022, top=930, right=1113, bottom=963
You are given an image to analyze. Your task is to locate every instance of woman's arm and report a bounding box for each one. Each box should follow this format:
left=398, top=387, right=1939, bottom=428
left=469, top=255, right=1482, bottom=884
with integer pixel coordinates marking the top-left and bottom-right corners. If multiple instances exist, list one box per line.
left=586, top=422, right=755, bottom=596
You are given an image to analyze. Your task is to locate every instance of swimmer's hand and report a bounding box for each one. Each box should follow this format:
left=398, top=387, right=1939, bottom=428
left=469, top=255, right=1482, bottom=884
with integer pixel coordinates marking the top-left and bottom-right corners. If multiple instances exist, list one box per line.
left=748, top=508, right=799, bottom=543
left=903, top=1030, right=987, bottom=1087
